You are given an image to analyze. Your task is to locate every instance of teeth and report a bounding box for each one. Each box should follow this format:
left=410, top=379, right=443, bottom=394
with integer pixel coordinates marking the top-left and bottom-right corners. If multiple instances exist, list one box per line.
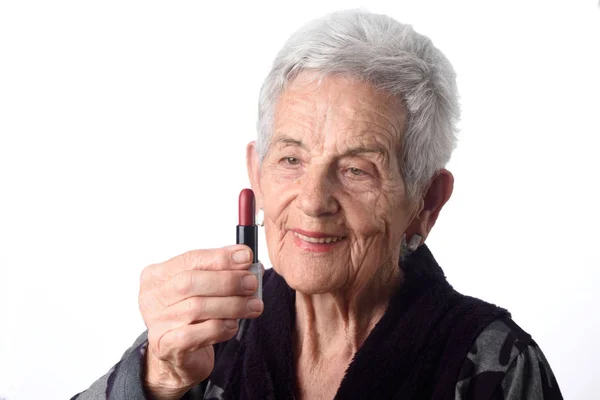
left=293, top=232, right=344, bottom=244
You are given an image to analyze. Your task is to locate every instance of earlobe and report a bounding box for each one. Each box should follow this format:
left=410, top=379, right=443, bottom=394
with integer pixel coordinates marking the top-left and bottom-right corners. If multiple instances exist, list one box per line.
left=403, top=169, right=454, bottom=244
left=426, top=169, right=454, bottom=231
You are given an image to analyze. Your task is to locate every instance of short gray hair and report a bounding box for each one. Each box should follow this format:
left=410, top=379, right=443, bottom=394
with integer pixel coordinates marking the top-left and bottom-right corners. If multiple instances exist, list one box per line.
left=256, top=9, right=460, bottom=199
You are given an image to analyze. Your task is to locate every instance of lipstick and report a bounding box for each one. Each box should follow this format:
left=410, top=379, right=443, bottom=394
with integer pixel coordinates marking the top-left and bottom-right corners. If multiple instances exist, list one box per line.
left=236, top=188, right=262, bottom=299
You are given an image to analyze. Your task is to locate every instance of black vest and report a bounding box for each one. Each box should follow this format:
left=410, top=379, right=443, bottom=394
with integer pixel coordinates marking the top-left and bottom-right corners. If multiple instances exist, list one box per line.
left=203, top=245, right=512, bottom=399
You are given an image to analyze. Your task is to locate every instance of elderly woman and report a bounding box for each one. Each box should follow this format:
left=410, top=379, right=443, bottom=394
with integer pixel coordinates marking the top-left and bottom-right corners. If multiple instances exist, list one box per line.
left=73, top=10, right=562, bottom=400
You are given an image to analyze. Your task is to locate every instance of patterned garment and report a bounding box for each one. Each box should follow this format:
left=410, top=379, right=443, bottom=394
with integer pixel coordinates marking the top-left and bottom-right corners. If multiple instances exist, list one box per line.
left=456, top=319, right=562, bottom=399
left=71, top=317, right=562, bottom=399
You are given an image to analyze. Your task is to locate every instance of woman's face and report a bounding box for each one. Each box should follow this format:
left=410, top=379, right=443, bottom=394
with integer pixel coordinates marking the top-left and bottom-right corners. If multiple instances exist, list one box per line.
left=252, top=72, right=417, bottom=294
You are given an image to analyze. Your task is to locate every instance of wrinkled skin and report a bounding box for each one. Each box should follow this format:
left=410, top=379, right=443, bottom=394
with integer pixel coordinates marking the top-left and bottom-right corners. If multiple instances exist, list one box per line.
left=247, top=72, right=453, bottom=399
left=250, top=72, right=419, bottom=298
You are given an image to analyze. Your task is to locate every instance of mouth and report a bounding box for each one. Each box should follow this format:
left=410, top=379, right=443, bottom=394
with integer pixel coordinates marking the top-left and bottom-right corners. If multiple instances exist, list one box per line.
left=290, top=229, right=347, bottom=252
left=293, top=232, right=346, bottom=244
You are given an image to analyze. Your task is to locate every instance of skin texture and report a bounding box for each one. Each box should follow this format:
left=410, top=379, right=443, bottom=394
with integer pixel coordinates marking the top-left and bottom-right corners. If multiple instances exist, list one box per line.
left=247, top=72, right=454, bottom=399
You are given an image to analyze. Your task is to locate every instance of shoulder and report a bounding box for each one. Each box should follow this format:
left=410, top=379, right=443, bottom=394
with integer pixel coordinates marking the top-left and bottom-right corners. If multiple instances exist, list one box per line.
left=455, top=317, right=562, bottom=399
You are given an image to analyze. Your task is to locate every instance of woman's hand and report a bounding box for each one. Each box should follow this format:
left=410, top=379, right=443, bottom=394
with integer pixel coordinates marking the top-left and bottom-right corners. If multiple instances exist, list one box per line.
left=138, top=245, right=263, bottom=400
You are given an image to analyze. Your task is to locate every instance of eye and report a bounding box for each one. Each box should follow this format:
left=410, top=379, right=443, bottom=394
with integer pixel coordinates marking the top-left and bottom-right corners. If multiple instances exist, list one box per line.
left=349, top=167, right=366, bottom=176
left=281, top=156, right=300, bottom=166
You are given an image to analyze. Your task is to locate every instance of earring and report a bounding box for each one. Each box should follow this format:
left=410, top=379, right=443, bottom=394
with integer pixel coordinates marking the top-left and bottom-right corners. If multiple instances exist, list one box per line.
left=407, top=234, right=422, bottom=252
left=401, top=233, right=422, bottom=254
left=256, top=207, right=264, bottom=227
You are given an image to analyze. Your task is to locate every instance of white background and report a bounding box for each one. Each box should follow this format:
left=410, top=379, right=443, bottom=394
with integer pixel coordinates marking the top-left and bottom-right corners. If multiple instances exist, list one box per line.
left=1, top=1, right=598, bottom=399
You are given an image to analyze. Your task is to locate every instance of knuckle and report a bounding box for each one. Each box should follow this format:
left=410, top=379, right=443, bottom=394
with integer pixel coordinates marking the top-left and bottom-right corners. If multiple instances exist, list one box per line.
left=218, top=272, right=238, bottom=294
left=210, top=248, right=229, bottom=270
left=171, top=327, right=189, bottom=345
left=217, top=320, right=238, bottom=342
left=179, top=250, right=198, bottom=269
left=223, top=326, right=238, bottom=341
left=207, top=319, right=227, bottom=336
left=172, top=271, right=194, bottom=296
left=140, top=264, right=155, bottom=284
left=186, top=297, right=206, bottom=319
left=227, top=297, right=246, bottom=318
left=154, top=288, right=172, bottom=310
left=220, top=250, right=231, bottom=267
left=185, top=297, right=196, bottom=312
left=180, top=249, right=222, bottom=270
left=172, top=296, right=207, bottom=322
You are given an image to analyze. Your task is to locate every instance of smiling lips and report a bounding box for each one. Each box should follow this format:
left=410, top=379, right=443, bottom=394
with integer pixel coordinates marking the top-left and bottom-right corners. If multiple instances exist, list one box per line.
left=291, top=229, right=346, bottom=251
left=293, top=232, right=345, bottom=243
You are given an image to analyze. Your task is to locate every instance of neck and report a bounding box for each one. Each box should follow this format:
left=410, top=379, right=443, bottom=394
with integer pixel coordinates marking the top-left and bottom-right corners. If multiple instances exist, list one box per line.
left=293, top=260, right=402, bottom=363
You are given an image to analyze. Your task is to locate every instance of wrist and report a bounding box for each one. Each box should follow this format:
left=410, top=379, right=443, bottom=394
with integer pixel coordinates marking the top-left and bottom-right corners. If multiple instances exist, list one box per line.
left=143, top=353, right=191, bottom=400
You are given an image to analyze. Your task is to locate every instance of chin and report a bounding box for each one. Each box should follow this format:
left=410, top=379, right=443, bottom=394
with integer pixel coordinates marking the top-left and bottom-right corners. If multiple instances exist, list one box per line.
left=274, top=263, right=337, bottom=295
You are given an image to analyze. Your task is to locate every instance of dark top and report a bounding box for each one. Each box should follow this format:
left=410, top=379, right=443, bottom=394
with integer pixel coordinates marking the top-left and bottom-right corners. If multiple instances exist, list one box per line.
left=72, top=246, right=562, bottom=399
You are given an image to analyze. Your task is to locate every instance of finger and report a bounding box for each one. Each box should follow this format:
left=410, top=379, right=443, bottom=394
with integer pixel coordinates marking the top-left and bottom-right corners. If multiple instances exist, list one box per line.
left=161, top=296, right=263, bottom=325
left=161, top=245, right=255, bottom=278
left=162, top=270, right=258, bottom=306
left=139, top=270, right=260, bottom=325
left=154, top=319, right=239, bottom=360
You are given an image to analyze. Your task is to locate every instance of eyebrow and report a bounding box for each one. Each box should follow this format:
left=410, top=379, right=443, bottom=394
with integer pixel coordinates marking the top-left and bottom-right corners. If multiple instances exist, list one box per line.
left=273, top=135, right=307, bottom=150
left=272, top=134, right=389, bottom=162
left=344, top=144, right=388, bottom=158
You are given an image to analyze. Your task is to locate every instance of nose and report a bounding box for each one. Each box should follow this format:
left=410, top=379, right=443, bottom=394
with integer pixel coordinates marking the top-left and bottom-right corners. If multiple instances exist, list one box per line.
left=297, top=165, right=339, bottom=217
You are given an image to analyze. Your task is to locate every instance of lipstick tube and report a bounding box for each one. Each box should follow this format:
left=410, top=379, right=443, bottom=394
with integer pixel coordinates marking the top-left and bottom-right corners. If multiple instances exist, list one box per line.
left=237, top=189, right=263, bottom=300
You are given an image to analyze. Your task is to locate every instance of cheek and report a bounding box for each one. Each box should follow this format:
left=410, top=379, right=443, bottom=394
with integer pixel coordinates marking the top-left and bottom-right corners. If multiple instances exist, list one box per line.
left=346, top=194, right=389, bottom=234
left=260, top=171, right=299, bottom=221
left=261, top=197, right=292, bottom=267
left=261, top=167, right=295, bottom=195
left=346, top=192, right=410, bottom=244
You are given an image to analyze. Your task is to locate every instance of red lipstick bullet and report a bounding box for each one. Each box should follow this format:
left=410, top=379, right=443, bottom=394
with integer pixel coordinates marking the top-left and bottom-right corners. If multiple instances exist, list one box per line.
left=238, top=188, right=256, bottom=227
left=237, top=189, right=258, bottom=263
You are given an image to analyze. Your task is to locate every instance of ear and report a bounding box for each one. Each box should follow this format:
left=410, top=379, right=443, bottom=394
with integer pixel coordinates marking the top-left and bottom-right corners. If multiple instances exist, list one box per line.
left=405, top=169, right=454, bottom=244
left=246, top=141, right=264, bottom=208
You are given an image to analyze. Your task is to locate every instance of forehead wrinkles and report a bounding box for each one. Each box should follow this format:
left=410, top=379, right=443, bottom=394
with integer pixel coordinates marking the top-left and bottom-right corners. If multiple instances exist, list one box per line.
left=273, top=76, right=405, bottom=157
left=274, top=88, right=318, bottom=137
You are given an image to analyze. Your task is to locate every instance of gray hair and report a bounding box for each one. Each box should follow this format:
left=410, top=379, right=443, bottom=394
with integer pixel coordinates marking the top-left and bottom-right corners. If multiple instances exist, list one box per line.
left=256, top=9, right=460, bottom=199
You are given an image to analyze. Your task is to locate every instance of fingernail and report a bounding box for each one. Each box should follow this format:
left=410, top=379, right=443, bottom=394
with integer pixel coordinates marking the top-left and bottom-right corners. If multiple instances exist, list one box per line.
left=241, top=274, right=257, bottom=291
left=247, top=298, right=263, bottom=313
left=233, top=250, right=251, bottom=264
left=224, top=319, right=238, bottom=330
